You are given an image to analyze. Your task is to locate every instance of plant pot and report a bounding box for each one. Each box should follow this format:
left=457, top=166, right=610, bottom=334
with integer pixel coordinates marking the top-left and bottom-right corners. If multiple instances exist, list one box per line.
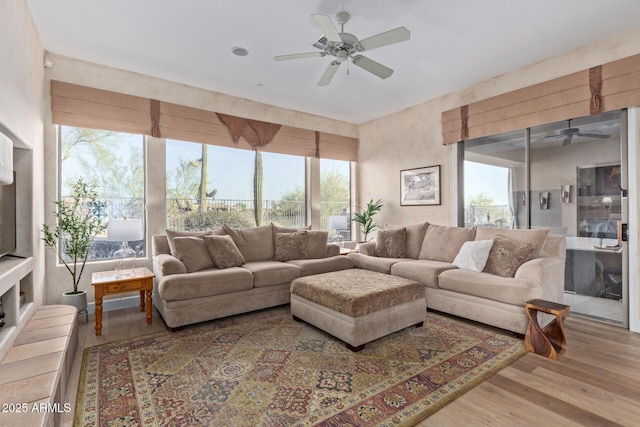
left=61, top=290, right=88, bottom=313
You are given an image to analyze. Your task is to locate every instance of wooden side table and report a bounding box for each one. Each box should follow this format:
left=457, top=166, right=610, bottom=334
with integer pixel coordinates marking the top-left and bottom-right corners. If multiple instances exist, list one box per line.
left=91, top=267, right=155, bottom=336
left=524, top=299, right=571, bottom=360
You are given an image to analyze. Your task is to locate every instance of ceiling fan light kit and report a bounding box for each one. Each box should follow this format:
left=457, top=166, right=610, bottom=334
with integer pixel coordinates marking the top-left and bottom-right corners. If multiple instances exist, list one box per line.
left=274, top=11, right=410, bottom=86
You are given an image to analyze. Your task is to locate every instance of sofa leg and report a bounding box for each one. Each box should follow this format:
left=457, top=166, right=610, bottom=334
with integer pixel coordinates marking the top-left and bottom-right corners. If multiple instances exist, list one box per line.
left=169, top=325, right=184, bottom=332
left=292, top=315, right=304, bottom=323
left=346, top=343, right=365, bottom=352
left=415, top=321, right=424, bottom=328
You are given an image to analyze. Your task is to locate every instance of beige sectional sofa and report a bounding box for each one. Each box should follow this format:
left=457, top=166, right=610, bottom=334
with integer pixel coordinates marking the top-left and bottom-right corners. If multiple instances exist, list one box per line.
left=349, top=223, right=566, bottom=334
left=152, top=224, right=353, bottom=329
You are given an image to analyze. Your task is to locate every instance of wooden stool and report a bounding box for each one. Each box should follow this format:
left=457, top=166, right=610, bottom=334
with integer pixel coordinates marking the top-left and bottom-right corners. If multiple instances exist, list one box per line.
left=524, top=299, right=570, bottom=360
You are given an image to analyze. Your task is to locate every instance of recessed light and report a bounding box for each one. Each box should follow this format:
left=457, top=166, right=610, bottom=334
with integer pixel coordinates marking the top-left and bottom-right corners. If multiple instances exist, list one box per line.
left=231, top=47, right=249, bottom=57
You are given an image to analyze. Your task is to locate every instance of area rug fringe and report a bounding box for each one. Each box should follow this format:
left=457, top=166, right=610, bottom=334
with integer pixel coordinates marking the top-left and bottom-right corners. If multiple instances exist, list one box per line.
left=74, top=306, right=526, bottom=426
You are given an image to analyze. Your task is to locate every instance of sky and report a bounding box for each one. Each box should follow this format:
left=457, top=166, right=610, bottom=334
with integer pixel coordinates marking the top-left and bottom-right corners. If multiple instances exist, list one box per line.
left=464, top=161, right=509, bottom=205
left=165, top=139, right=348, bottom=201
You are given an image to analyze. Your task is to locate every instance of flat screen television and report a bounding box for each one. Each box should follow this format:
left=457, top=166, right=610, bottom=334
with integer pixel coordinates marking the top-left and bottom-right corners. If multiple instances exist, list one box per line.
left=0, top=172, right=16, bottom=257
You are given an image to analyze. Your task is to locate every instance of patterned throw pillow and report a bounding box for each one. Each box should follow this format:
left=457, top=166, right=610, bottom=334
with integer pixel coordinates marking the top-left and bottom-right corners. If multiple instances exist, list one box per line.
left=483, top=235, right=536, bottom=278
left=204, top=235, right=246, bottom=269
left=274, top=231, right=309, bottom=261
left=375, top=228, right=407, bottom=258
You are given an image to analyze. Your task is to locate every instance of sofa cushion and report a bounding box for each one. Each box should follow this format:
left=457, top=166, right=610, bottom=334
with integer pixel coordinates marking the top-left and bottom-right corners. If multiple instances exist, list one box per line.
left=391, top=259, right=458, bottom=289
left=484, top=235, right=536, bottom=278
left=386, top=222, right=428, bottom=259
left=204, top=235, right=246, bottom=269
left=475, top=226, right=549, bottom=258
left=224, top=224, right=274, bottom=262
left=452, top=239, right=494, bottom=272
left=274, top=231, right=309, bottom=261
left=375, top=228, right=406, bottom=258
left=241, top=261, right=301, bottom=288
left=286, top=255, right=353, bottom=276
left=437, top=268, right=543, bottom=306
left=166, top=229, right=218, bottom=257
left=349, top=253, right=406, bottom=274
left=419, top=224, right=476, bottom=262
left=172, top=236, right=216, bottom=273
left=157, top=267, right=254, bottom=301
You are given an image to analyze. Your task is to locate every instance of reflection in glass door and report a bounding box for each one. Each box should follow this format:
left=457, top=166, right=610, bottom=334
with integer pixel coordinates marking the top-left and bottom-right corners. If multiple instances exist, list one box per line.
left=530, top=111, right=627, bottom=325
left=461, top=110, right=628, bottom=326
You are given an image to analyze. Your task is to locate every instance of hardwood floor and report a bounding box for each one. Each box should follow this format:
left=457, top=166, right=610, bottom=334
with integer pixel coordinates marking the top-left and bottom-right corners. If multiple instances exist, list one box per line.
left=63, top=307, right=640, bottom=426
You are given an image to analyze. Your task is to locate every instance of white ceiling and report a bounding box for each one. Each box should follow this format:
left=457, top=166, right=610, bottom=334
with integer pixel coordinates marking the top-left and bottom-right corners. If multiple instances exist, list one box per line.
left=26, top=0, right=640, bottom=124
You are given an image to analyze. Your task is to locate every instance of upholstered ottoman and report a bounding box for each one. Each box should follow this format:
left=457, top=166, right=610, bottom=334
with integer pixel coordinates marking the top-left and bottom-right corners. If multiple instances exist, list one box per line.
left=290, top=269, right=426, bottom=351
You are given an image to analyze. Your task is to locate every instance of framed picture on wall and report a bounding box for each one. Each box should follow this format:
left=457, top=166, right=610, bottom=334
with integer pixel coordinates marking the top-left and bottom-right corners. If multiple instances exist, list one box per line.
left=400, top=165, right=441, bottom=206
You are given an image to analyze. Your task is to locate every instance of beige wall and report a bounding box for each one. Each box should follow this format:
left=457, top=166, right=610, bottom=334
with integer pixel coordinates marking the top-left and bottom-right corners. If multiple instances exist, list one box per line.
left=0, top=0, right=45, bottom=306
left=358, top=27, right=640, bottom=332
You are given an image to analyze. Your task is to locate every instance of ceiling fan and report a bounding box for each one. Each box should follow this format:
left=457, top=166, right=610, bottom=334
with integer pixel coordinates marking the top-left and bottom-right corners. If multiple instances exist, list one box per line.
left=273, top=11, right=410, bottom=86
left=545, top=119, right=610, bottom=145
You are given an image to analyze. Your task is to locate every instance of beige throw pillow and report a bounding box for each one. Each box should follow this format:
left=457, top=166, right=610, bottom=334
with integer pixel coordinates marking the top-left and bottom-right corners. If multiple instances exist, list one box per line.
left=272, top=224, right=328, bottom=259
left=204, top=235, right=245, bottom=269
left=419, top=224, right=476, bottom=262
left=223, top=224, right=274, bottom=262
left=274, top=231, right=309, bottom=261
left=172, top=236, right=216, bottom=273
left=306, top=230, right=329, bottom=259
left=375, top=228, right=407, bottom=258
left=165, top=229, right=213, bottom=257
left=483, top=235, right=536, bottom=278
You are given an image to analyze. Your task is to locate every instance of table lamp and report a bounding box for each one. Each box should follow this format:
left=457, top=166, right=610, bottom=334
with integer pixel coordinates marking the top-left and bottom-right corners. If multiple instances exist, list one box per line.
left=107, top=218, right=143, bottom=273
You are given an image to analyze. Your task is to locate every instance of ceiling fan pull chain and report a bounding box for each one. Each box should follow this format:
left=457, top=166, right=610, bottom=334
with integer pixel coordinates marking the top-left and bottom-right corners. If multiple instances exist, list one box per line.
left=347, top=59, right=350, bottom=75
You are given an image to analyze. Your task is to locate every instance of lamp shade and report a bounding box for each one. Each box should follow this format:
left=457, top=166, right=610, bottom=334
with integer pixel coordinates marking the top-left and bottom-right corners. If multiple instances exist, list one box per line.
left=328, top=215, right=348, bottom=230
left=601, top=196, right=613, bottom=206
left=107, top=219, right=143, bottom=241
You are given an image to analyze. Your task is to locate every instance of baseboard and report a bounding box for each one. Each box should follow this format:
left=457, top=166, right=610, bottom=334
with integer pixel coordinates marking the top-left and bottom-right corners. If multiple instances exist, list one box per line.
left=86, top=295, right=140, bottom=314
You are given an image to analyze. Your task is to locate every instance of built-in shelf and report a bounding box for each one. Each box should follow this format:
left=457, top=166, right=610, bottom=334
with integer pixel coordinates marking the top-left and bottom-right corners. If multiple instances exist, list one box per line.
left=0, top=256, right=34, bottom=361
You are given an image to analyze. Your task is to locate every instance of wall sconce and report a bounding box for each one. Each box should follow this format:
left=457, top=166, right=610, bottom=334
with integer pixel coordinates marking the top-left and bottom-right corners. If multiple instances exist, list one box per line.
left=539, top=192, right=549, bottom=210
left=560, top=184, right=571, bottom=203
left=601, top=196, right=613, bottom=209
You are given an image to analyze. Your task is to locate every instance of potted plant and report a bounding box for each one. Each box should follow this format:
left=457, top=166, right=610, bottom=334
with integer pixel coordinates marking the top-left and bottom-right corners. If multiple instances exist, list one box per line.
left=42, top=178, right=108, bottom=312
left=352, top=198, right=383, bottom=242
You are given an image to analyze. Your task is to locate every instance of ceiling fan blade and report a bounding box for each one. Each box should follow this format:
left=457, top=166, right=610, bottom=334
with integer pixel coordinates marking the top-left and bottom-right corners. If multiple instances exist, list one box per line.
left=360, top=27, right=410, bottom=51
left=273, top=52, right=326, bottom=61
left=318, top=61, right=341, bottom=86
left=311, top=14, right=342, bottom=45
left=576, top=132, right=609, bottom=139
left=351, top=55, right=394, bottom=79
left=562, top=135, right=572, bottom=146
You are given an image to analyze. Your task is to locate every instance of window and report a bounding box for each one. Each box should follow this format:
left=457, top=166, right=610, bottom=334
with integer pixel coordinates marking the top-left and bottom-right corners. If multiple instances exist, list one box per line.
left=165, top=140, right=305, bottom=231
left=462, top=129, right=524, bottom=229
left=59, top=126, right=145, bottom=261
left=320, top=159, right=351, bottom=242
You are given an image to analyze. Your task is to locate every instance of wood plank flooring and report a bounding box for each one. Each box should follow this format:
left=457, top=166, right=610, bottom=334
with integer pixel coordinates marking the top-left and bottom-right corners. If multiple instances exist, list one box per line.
left=62, top=308, right=640, bottom=426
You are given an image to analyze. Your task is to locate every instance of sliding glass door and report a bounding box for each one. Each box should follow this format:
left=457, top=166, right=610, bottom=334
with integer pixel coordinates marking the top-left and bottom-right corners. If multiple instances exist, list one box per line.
left=460, top=110, right=628, bottom=326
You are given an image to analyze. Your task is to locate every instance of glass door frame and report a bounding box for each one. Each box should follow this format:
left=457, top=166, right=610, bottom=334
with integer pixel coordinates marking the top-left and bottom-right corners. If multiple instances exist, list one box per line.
left=455, top=110, right=630, bottom=327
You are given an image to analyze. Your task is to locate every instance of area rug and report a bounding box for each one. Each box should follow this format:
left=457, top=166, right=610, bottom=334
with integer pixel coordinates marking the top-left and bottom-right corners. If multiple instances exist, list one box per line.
left=75, top=306, right=526, bottom=426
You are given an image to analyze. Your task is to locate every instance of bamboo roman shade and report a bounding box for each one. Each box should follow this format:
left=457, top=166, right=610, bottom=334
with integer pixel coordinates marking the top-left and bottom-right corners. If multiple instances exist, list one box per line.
left=442, top=53, right=640, bottom=144
left=50, top=81, right=358, bottom=162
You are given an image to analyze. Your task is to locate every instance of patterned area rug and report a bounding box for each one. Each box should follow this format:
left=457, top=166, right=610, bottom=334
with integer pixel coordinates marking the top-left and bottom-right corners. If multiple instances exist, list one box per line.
left=75, top=306, right=526, bottom=426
